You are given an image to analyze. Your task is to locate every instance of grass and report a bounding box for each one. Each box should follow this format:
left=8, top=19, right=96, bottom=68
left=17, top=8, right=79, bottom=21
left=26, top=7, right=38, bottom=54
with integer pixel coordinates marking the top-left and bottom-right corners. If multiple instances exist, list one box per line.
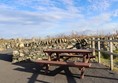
left=95, top=52, right=118, bottom=73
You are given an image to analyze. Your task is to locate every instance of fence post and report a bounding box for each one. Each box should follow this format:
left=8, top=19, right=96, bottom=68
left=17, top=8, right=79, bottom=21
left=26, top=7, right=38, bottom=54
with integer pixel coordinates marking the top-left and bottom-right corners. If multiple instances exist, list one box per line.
left=89, top=38, right=92, bottom=48
left=98, top=38, right=101, bottom=63
left=92, top=37, right=95, bottom=56
left=109, top=37, right=113, bottom=70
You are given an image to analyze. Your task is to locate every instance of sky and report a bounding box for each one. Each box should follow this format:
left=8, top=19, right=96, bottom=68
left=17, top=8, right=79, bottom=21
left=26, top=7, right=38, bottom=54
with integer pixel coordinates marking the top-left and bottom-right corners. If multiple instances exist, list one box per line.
left=0, top=0, right=118, bottom=38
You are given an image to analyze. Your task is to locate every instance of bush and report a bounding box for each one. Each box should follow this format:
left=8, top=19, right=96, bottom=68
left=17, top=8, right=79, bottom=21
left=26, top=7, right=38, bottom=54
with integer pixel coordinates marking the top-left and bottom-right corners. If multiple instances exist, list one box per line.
left=101, top=52, right=109, bottom=59
left=113, top=49, right=118, bottom=59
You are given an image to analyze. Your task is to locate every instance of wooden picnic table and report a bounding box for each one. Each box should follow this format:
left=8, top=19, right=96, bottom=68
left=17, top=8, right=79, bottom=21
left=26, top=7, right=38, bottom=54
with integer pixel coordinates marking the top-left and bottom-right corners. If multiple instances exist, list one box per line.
left=43, top=49, right=93, bottom=63
left=35, top=49, right=94, bottom=79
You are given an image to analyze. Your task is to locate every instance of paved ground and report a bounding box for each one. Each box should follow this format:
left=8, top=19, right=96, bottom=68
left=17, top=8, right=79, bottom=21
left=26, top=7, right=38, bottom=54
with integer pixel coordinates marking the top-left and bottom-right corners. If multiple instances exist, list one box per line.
left=0, top=50, right=118, bottom=83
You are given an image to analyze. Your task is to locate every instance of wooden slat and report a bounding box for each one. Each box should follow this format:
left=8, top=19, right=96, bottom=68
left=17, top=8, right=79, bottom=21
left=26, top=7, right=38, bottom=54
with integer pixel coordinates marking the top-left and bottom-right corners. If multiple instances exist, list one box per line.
left=34, top=60, right=91, bottom=68
left=43, top=49, right=93, bottom=53
left=88, top=39, right=118, bottom=42
left=94, top=49, right=118, bottom=56
left=59, top=54, right=95, bottom=58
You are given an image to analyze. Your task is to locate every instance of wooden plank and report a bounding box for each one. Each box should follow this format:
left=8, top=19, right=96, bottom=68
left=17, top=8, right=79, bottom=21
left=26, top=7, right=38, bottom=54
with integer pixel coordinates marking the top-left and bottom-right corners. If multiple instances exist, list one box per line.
left=94, top=49, right=118, bottom=56
left=59, top=54, right=95, bottom=58
left=33, top=60, right=91, bottom=68
left=43, top=49, right=93, bottom=53
left=88, top=39, right=118, bottom=42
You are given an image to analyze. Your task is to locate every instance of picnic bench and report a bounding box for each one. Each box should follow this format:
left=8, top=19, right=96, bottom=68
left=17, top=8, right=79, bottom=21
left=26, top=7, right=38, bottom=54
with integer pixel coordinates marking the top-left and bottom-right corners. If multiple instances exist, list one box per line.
left=34, top=60, right=91, bottom=79
left=34, top=49, right=95, bottom=79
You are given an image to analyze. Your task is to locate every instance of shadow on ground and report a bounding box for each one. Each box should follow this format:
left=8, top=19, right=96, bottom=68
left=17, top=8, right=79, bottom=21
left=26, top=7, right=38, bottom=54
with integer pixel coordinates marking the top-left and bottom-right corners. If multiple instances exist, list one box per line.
left=0, top=49, right=13, bottom=62
left=0, top=53, right=12, bottom=62
left=13, top=60, right=77, bottom=83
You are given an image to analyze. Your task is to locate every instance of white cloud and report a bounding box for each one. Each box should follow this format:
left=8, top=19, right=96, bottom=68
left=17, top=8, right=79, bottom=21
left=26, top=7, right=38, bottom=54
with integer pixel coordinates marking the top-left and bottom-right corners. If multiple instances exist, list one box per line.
left=0, top=3, right=15, bottom=10
left=90, top=13, right=112, bottom=24
left=88, top=0, right=111, bottom=11
left=0, top=1, right=84, bottom=26
left=113, top=9, right=118, bottom=17
left=0, top=0, right=117, bottom=38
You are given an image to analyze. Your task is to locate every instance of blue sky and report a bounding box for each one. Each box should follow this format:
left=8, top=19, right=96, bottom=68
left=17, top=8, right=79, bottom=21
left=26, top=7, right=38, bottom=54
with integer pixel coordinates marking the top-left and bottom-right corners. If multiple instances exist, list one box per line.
left=0, top=0, right=118, bottom=38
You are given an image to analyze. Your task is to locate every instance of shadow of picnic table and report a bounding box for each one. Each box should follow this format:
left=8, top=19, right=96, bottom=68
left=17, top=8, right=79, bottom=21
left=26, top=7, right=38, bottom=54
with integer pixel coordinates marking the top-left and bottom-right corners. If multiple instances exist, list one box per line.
left=13, top=59, right=77, bottom=83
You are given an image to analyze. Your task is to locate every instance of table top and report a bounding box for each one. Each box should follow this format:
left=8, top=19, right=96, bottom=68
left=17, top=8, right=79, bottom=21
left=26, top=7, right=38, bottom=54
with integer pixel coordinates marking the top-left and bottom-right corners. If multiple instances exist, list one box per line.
left=43, top=49, right=93, bottom=53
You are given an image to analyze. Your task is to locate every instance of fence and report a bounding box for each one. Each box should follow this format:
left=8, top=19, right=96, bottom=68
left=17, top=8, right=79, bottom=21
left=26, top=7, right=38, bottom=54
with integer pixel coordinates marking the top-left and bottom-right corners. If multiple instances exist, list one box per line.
left=89, top=37, right=118, bottom=70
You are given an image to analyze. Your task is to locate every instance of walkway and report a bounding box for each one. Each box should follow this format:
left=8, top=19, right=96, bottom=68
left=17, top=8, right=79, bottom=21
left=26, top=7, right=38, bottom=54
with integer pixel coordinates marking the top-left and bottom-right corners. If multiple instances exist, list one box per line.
left=0, top=51, right=118, bottom=83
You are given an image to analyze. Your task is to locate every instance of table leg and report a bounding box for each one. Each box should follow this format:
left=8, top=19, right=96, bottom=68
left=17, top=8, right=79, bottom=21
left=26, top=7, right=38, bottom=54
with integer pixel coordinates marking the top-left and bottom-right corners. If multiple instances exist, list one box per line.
left=80, top=67, right=85, bottom=79
left=83, top=54, right=87, bottom=63
left=87, top=54, right=90, bottom=63
left=56, top=53, right=60, bottom=61
left=47, top=53, right=52, bottom=61
left=83, top=54, right=90, bottom=63
left=47, top=53, right=52, bottom=68
left=44, top=64, right=49, bottom=74
left=85, top=54, right=91, bottom=63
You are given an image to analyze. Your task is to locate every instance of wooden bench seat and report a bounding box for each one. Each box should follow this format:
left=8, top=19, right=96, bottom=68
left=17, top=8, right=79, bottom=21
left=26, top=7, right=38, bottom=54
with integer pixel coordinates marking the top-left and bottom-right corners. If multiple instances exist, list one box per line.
left=59, top=54, right=95, bottom=58
left=33, top=60, right=91, bottom=79
left=34, top=60, right=91, bottom=67
left=59, top=54, right=95, bottom=62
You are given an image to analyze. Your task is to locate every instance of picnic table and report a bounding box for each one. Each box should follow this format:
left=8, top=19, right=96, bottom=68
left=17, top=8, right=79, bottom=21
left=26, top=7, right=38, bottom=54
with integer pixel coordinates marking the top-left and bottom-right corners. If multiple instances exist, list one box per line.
left=35, top=49, right=95, bottom=79
left=43, top=49, right=94, bottom=63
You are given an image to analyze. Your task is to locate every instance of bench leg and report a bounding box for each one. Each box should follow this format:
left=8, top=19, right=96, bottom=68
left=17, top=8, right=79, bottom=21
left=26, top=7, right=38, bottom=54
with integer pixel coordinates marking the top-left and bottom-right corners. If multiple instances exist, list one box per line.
left=88, top=58, right=91, bottom=63
left=44, top=64, right=49, bottom=74
left=80, top=67, right=85, bottom=79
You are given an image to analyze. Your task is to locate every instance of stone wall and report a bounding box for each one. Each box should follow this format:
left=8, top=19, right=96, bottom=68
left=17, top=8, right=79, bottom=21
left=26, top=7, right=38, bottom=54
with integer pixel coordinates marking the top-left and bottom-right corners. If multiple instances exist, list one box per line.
left=12, top=38, right=89, bottom=63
